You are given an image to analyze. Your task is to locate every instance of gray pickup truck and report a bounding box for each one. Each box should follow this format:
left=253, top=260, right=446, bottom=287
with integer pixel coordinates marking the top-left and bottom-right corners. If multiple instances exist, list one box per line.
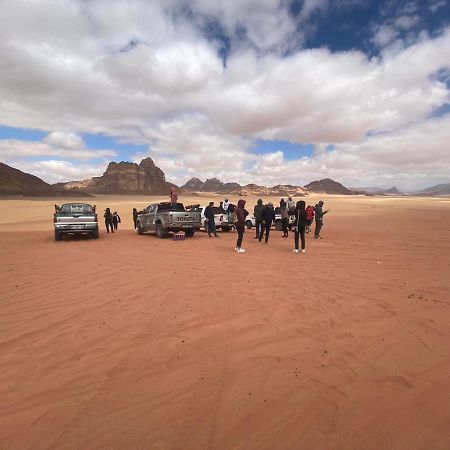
left=54, top=203, right=99, bottom=241
left=136, top=202, right=201, bottom=238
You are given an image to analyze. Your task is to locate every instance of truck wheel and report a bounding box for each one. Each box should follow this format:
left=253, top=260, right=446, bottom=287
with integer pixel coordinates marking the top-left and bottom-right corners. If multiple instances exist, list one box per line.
left=221, top=226, right=231, bottom=232
left=185, top=229, right=195, bottom=237
left=137, top=221, right=144, bottom=235
left=92, top=227, right=99, bottom=239
left=156, top=223, right=166, bottom=238
left=54, top=230, right=62, bottom=241
left=245, top=220, right=253, bottom=229
left=275, top=220, right=283, bottom=231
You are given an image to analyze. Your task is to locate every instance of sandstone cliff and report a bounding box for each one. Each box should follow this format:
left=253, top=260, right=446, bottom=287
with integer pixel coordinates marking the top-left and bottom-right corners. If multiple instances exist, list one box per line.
left=59, top=157, right=173, bottom=195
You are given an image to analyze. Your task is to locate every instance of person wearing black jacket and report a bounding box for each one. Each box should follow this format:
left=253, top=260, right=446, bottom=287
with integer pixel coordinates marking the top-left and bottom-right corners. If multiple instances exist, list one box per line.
left=204, top=202, right=218, bottom=237
left=293, top=200, right=307, bottom=253
left=314, top=200, right=328, bottom=239
left=104, top=208, right=114, bottom=233
left=259, top=202, right=275, bottom=244
left=253, top=199, right=264, bottom=239
left=132, top=208, right=138, bottom=229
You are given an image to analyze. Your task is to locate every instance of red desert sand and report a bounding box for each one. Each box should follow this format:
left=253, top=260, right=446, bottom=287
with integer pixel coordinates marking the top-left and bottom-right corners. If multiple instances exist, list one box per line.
left=1, top=194, right=449, bottom=450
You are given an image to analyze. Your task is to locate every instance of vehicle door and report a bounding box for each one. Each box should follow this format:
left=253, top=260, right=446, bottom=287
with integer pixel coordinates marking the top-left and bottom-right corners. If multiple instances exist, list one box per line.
left=145, top=205, right=157, bottom=230
left=213, top=206, right=224, bottom=227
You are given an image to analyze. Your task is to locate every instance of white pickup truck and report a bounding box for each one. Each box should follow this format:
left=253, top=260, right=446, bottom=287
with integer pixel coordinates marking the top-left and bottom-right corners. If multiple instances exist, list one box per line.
left=245, top=207, right=296, bottom=231
left=186, top=205, right=233, bottom=232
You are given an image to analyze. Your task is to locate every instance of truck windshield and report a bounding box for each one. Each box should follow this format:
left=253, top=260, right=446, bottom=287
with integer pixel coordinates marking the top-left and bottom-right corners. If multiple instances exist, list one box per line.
left=157, top=203, right=185, bottom=212
left=60, top=204, right=94, bottom=214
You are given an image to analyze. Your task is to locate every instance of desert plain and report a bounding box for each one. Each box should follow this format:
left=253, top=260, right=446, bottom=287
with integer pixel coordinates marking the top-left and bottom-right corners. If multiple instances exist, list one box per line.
left=0, top=193, right=449, bottom=450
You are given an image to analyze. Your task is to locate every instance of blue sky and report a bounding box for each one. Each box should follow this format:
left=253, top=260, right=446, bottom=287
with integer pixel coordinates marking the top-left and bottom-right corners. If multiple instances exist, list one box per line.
left=0, top=0, right=449, bottom=189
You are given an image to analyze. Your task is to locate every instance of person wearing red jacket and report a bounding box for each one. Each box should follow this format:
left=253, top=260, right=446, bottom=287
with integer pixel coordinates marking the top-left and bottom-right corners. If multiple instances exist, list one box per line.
left=305, top=205, right=315, bottom=233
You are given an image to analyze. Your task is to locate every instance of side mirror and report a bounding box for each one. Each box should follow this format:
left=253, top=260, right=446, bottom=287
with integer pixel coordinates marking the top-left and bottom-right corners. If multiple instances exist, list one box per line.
left=54, top=204, right=61, bottom=212
left=93, top=205, right=96, bottom=212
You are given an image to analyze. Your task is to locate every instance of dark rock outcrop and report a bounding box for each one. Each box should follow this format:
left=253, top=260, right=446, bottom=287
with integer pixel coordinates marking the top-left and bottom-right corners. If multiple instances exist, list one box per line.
left=60, top=157, right=173, bottom=194
left=304, top=178, right=354, bottom=195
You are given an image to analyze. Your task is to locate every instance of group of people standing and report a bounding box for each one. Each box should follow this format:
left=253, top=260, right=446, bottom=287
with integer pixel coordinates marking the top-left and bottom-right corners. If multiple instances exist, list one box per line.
left=234, top=197, right=328, bottom=253
left=103, top=208, right=121, bottom=233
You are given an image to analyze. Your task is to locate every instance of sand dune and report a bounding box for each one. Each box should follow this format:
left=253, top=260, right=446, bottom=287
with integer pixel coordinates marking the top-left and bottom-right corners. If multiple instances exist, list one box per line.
left=1, top=195, right=449, bottom=449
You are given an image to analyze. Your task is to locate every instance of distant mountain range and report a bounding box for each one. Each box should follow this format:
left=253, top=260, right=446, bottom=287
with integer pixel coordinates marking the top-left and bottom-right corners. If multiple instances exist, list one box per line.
left=413, top=183, right=450, bottom=196
left=351, top=186, right=402, bottom=195
left=1, top=159, right=449, bottom=197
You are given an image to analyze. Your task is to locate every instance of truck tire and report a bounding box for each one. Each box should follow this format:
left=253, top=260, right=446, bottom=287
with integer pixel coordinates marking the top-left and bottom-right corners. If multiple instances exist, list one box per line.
left=54, top=230, right=62, bottom=241
left=137, top=221, right=144, bottom=235
left=92, top=227, right=99, bottom=239
left=245, top=220, right=253, bottom=229
left=185, top=229, right=195, bottom=237
left=156, top=222, right=166, bottom=238
left=275, top=220, right=283, bottom=231
left=221, top=226, right=231, bottom=232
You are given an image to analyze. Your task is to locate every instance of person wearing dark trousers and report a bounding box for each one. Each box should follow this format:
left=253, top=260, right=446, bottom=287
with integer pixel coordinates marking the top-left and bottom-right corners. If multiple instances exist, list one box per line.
left=259, top=202, right=275, bottom=244
left=204, top=202, right=218, bottom=237
left=235, top=199, right=248, bottom=253
left=112, top=211, right=121, bottom=230
left=280, top=205, right=289, bottom=237
left=132, top=208, right=138, bottom=230
left=314, top=200, right=328, bottom=239
left=104, top=208, right=114, bottom=233
left=253, top=199, right=264, bottom=239
left=293, top=200, right=307, bottom=253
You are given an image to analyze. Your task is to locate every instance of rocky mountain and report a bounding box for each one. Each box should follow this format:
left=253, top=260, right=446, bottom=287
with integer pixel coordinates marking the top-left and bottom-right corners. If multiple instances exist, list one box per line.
left=58, top=157, right=174, bottom=195
left=182, top=177, right=204, bottom=191
left=415, top=183, right=450, bottom=196
left=0, top=162, right=66, bottom=196
left=181, top=177, right=241, bottom=193
left=304, top=178, right=354, bottom=195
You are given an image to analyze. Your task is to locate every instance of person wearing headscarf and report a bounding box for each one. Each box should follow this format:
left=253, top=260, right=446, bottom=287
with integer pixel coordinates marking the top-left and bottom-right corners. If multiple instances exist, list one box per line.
left=293, top=200, right=307, bottom=253
left=235, top=199, right=248, bottom=253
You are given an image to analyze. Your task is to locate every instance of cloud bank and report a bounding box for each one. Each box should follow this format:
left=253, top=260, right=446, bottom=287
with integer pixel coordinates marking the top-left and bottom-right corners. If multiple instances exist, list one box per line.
left=0, top=0, right=449, bottom=189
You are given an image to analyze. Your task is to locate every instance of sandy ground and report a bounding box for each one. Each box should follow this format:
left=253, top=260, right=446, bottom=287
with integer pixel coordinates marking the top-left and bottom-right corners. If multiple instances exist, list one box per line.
left=1, top=194, right=450, bottom=450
